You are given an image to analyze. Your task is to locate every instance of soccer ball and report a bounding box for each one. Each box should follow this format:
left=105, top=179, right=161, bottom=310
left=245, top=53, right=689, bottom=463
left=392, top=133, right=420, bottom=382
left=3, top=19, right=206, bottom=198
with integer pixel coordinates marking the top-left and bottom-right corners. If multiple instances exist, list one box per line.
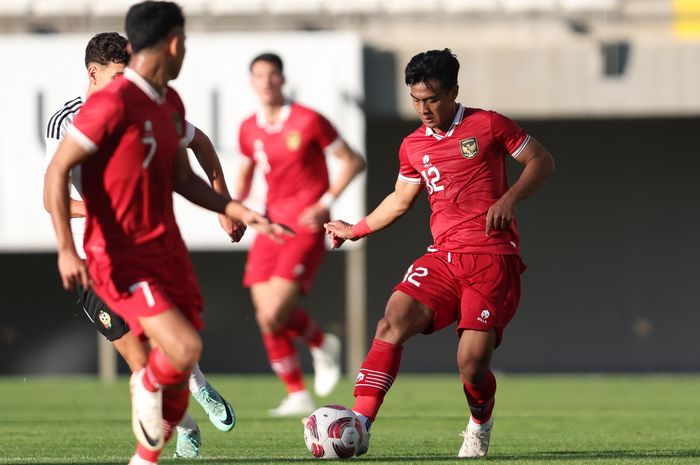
left=303, top=404, right=363, bottom=459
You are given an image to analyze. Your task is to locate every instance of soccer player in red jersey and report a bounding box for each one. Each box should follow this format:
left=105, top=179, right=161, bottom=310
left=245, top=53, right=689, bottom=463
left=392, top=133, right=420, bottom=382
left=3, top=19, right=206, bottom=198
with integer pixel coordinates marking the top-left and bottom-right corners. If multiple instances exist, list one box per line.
left=325, top=48, right=555, bottom=457
left=43, top=32, right=241, bottom=459
left=236, top=53, right=365, bottom=416
left=44, top=3, right=289, bottom=465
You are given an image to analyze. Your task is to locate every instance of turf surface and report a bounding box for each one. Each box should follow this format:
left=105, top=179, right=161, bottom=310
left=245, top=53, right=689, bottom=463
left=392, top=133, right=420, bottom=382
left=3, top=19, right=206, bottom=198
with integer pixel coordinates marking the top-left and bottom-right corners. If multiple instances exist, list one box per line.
left=1, top=374, right=699, bottom=464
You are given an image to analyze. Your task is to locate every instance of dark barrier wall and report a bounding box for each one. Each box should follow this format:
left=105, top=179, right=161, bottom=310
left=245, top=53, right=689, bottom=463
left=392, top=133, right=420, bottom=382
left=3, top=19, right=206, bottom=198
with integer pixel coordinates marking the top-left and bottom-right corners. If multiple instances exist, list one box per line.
left=2, top=117, right=699, bottom=374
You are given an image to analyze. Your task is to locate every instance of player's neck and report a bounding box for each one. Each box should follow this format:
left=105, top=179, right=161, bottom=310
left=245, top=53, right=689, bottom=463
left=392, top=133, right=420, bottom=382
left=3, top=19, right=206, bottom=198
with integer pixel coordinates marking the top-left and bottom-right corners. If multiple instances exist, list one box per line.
left=128, top=54, right=170, bottom=96
left=262, top=99, right=285, bottom=123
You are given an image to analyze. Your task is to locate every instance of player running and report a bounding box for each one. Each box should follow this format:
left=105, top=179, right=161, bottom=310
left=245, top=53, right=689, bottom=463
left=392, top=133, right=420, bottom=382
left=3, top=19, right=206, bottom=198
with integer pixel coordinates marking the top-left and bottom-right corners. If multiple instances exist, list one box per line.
left=44, top=3, right=290, bottom=465
left=44, top=31, right=241, bottom=459
left=325, top=48, right=555, bottom=458
left=235, top=53, right=365, bottom=417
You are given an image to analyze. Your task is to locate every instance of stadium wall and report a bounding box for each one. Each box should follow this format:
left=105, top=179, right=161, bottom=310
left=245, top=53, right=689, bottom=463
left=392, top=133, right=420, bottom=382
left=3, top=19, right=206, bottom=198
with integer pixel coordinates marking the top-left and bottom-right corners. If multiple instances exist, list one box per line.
left=2, top=116, right=699, bottom=375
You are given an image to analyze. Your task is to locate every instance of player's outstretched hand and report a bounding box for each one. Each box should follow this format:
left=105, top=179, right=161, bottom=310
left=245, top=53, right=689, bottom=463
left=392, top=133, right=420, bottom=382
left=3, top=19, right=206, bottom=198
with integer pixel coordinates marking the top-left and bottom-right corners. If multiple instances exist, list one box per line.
left=323, top=220, right=353, bottom=249
left=485, top=196, right=516, bottom=235
left=218, top=213, right=247, bottom=243
left=57, top=250, right=89, bottom=290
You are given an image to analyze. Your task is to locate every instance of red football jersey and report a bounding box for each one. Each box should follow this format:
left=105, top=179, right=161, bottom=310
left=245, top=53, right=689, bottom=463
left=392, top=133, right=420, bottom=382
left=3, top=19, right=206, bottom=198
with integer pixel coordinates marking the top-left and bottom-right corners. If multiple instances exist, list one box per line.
left=398, top=105, right=530, bottom=254
left=69, top=68, right=188, bottom=261
left=238, top=102, right=340, bottom=229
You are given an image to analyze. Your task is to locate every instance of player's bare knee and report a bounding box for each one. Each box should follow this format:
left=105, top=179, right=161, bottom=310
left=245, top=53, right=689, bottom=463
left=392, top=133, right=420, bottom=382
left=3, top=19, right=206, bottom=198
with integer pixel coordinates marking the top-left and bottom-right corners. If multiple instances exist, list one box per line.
left=458, top=359, right=490, bottom=385
left=169, top=334, right=202, bottom=371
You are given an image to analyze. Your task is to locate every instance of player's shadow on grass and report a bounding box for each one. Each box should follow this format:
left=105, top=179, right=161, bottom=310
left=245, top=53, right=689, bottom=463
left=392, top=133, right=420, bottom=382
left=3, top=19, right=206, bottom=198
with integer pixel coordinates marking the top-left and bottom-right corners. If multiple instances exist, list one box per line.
left=495, top=449, right=700, bottom=461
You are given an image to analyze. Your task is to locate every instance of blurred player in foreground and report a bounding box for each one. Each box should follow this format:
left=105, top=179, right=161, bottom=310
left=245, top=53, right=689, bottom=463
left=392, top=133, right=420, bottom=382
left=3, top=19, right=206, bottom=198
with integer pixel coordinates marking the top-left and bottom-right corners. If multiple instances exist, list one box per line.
left=325, top=48, right=555, bottom=458
left=44, top=3, right=290, bottom=464
left=236, top=53, right=365, bottom=416
left=44, top=31, right=240, bottom=459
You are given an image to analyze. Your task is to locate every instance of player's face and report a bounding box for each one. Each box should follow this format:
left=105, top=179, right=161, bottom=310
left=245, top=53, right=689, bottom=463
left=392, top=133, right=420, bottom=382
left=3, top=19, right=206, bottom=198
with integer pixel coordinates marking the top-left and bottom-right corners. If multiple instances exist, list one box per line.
left=409, top=80, right=458, bottom=133
left=90, top=62, right=126, bottom=91
left=250, top=60, right=285, bottom=106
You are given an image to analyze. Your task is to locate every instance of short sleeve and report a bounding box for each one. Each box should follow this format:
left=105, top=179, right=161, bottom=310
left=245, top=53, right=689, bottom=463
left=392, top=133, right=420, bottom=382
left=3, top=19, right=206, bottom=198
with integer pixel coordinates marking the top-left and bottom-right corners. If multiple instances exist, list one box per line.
left=397, top=140, right=422, bottom=184
left=238, top=120, right=254, bottom=160
left=491, top=111, right=530, bottom=158
left=69, top=92, right=124, bottom=153
left=312, top=112, right=340, bottom=150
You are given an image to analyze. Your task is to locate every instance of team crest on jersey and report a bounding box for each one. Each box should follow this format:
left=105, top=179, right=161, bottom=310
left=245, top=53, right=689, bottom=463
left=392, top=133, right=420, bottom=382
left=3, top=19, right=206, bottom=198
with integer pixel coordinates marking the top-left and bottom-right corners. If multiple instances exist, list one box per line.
left=172, top=112, right=183, bottom=137
left=460, top=137, right=478, bottom=159
left=285, top=131, right=301, bottom=151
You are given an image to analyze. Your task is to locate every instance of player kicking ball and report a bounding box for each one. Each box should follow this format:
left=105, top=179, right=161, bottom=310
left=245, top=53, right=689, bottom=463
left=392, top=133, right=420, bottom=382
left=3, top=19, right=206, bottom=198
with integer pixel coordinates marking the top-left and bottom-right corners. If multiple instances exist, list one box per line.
left=325, top=49, right=555, bottom=458
left=44, top=3, right=291, bottom=464
left=44, top=31, right=241, bottom=458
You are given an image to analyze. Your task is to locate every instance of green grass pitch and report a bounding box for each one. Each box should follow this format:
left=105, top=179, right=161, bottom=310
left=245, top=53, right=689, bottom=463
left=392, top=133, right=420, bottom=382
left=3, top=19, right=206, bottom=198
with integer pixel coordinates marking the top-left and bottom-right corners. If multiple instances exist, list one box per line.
left=1, top=374, right=700, bottom=464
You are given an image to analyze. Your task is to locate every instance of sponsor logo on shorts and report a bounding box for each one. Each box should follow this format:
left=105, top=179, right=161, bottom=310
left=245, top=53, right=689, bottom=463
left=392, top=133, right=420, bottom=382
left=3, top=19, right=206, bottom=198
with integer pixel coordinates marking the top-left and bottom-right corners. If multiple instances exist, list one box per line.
left=98, top=311, right=112, bottom=329
left=294, top=263, right=306, bottom=277
left=477, top=309, right=491, bottom=324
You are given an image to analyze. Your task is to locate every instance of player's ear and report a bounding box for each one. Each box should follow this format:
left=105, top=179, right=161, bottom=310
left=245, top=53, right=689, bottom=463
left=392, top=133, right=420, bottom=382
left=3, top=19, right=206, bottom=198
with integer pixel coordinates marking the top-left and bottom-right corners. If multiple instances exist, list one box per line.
left=126, top=42, right=133, bottom=55
left=87, top=64, right=98, bottom=86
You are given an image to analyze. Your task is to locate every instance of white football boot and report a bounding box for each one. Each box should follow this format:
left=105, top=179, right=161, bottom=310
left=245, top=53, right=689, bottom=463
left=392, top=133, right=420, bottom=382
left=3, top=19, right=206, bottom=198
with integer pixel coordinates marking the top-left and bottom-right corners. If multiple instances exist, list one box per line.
left=458, top=417, right=493, bottom=458
left=311, top=333, right=341, bottom=397
left=268, top=390, right=315, bottom=417
left=130, top=369, right=164, bottom=451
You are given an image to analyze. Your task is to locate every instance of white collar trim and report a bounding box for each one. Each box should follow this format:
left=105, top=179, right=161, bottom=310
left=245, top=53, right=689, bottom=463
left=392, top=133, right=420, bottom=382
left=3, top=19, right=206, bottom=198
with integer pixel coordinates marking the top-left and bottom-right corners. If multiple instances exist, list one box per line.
left=425, top=104, right=465, bottom=140
left=256, top=99, right=292, bottom=133
left=124, top=67, right=166, bottom=104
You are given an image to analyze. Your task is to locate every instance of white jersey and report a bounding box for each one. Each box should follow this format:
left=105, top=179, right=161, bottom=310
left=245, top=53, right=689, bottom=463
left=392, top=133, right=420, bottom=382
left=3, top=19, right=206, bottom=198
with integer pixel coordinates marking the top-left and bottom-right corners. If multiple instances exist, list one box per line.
left=45, top=96, right=197, bottom=259
left=45, top=96, right=86, bottom=257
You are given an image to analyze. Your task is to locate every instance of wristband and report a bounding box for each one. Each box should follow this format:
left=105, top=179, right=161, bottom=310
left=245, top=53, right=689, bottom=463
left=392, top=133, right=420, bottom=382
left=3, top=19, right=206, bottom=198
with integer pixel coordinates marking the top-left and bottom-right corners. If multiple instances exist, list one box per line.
left=319, top=192, right=335, bottom=209
left=350, top=218, right=372, bottom=239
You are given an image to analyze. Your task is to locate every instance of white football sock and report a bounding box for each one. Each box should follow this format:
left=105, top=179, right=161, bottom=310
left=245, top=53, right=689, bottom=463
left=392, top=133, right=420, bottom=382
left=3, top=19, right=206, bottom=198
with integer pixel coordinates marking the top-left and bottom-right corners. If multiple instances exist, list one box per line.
left=189, top=363, right=207, bottom=393
left=177, top=411, right=197, bottom=431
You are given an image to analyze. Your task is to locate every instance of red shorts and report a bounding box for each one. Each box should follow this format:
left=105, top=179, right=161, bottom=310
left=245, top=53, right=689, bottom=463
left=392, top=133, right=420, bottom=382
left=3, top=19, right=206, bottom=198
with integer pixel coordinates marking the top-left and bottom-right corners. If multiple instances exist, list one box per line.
left=393, top=251, right=526, bottom=346
left=243, top=231, right=325, bottom=294
left=87, top=249, right=204, bottom=338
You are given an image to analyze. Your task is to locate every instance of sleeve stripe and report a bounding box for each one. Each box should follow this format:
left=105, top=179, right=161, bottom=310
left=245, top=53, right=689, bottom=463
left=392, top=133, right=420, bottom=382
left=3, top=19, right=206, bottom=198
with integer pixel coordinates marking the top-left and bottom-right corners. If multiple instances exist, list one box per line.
left=179, top=137, right=189, bottom=149
left=511, top=134, right=531, bottom=159
left=47, top=99, right=82, bottom=139
left=322, top=136, right=343, bottom=154
left=398, top=173, right=422, bottom=184
left=67, top=125, right=98, bottom=153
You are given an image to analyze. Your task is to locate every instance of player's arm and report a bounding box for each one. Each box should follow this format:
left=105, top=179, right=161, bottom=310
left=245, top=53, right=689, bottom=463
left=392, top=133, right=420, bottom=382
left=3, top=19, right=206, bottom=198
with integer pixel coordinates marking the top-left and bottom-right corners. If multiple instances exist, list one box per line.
left=173, top=145, right=293, bottom=242
left=44, top=136, right=92, bottom=289
left=324, top=177, right=422, bottom=248
left=187, top=125, right=246, bottom=242
left=299, top=141, right=366, bottom=229
left=44, top=134, right=86, bottom=218
left=233, top=158, right=255, bottom=202
left=485, top=137, right=555, bottom=235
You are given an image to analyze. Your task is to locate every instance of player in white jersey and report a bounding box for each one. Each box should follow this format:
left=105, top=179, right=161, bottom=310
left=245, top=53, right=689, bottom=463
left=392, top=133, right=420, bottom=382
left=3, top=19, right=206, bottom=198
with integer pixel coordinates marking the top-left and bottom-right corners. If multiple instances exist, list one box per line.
left=43, top=32, right=241, bottom=459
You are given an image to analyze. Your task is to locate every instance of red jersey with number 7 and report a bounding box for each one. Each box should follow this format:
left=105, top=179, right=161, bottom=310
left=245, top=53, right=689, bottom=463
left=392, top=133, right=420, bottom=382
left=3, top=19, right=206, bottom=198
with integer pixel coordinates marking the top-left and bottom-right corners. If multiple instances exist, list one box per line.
left=68, top=68, right=189, bottom=261
left=398, top=105, right=530, bottom=255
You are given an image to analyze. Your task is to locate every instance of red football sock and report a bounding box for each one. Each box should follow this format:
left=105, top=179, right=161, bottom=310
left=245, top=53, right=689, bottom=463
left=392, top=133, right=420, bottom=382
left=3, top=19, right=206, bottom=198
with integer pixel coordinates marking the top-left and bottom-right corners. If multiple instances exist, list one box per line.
left=142, top=347, right=190, bottom=392
left=352, top=339, right=403, bottom=420
left=163, top=387, right=189, bottom=436
left=284, top=307, right=324, bottom=348
left=461, top=370, right=497, bottom=424
left=262, top=331, right=305, bottom=393
left=135, top=444, right=160, bottom=463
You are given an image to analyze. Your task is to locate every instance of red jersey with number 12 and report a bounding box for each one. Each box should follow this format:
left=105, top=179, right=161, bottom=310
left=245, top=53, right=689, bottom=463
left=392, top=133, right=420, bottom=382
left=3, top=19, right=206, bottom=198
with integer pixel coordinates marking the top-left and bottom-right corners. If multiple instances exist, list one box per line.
left=238, top=102, right=339, bottom=229
left=398, top=105, right=530, bottom=254
left=69, top=68, right=188, bottom=261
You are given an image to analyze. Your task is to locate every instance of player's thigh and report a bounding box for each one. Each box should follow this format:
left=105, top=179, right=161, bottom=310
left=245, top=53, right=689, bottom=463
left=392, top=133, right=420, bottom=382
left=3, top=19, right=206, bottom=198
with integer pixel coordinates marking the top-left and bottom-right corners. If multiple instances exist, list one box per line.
left=271, top=232, right=325, bottom=294
left=392, top=251, right=461, bottom=334
left=456, top=254, right=523, bottom=346
left=77, top=284, right=130, bottom=341
left=251, top=277, right=300, bottom=315
left=378, top=291, right=435, bottom=344
left=243, top=235, right=282, bottom=288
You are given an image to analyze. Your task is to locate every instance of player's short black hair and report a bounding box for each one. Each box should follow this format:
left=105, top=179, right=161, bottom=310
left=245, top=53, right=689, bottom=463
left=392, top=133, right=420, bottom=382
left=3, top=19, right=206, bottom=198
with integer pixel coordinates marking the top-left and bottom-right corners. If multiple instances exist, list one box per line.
left=405, top=48, right=460, bottom=93
left=125, top=1, right=185, bottom=53
left=250, top=52, right=284, bottom=73
left=84, top=32, right=129, bottom=68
